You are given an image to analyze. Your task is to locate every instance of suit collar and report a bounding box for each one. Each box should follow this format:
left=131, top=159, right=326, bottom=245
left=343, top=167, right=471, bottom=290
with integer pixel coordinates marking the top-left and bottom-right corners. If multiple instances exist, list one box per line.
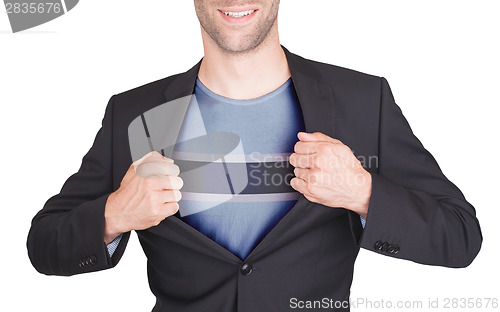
left=282, top=45, right=336, bottom=136
left=163, top=59, right=202, bottom=102
left=163, top=45, right=336, bottom=138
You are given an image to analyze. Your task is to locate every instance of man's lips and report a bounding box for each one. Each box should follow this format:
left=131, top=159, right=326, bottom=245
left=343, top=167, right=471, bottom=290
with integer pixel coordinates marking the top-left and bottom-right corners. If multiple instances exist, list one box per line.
left=218, top=8, right=258, bottom=24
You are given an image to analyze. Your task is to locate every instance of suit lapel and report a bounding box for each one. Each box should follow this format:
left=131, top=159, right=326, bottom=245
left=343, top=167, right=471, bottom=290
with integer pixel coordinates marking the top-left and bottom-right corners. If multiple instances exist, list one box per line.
left=163, top=60, right=201, bottom=102
left=245, top=47, right=337, bottom=258
left=154, top=59, right=248, bottom=262
left=283, top=46, right=336, bottom=136
left=156, top=46, right=338, bottom=262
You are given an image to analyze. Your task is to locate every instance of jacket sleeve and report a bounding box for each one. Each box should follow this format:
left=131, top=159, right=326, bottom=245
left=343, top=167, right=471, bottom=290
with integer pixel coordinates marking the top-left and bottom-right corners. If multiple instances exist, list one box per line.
left=350, top=77, right=482, bottom=268
left=27, top=95, right=130, bottom=276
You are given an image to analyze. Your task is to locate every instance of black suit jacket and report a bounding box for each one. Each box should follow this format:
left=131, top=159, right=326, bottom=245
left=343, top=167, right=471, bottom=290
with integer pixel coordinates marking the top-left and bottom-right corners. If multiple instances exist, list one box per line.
left=27, top=46, right=482, bottom=311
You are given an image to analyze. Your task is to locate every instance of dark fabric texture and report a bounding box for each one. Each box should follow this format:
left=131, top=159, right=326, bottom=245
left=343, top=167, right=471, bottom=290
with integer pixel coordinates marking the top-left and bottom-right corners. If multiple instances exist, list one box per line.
left=27, top=46, right=482, bottom=312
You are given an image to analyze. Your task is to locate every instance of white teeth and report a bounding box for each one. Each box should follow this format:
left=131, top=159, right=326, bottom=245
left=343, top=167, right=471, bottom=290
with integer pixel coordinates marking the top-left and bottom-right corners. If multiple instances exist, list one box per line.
left=222, top=10, right=255, bottom=18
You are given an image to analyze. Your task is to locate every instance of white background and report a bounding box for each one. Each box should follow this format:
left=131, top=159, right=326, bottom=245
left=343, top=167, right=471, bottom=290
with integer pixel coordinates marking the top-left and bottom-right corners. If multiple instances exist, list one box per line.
left=1, top=1, right=499, bottom=311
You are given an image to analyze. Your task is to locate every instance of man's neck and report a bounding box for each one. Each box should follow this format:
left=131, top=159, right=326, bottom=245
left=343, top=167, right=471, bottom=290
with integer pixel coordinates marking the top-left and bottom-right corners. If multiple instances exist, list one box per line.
left=197, top=31, right=291, bottom=100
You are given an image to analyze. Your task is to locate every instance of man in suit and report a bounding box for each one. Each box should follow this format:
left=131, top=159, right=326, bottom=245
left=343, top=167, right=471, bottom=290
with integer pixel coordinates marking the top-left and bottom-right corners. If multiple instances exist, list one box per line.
left=27, top=1, right=482, bottom=311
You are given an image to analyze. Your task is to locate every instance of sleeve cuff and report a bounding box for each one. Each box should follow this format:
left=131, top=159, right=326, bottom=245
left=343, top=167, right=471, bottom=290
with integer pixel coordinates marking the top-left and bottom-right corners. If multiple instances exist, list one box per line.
left=360, top=215, right=366, bottom=229
left=106, top=234, right=123, bottom=257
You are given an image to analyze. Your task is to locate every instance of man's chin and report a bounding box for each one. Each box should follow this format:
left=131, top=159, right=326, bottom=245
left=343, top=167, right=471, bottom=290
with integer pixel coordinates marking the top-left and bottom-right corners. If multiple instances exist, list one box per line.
left=215, top=36, right=267, bottom=55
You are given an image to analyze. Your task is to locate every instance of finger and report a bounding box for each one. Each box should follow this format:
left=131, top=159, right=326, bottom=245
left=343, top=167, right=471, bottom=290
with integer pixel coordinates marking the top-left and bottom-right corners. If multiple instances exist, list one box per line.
left=126, top=152, right=158, bottom=180
left=164, top=163, right=180, bottom=176
left=289, top=153, right=315, bottom=168
left=290, top=177, right=318, bottom=201
left=294, top=141, right=328, bottom=154
left=136, top=161, right=180, bottom=178
left=133, top=151, right=174, bottom=168
left=162, top=202, right=180, bottom=217
left=134, top=151, right=160, bottom=166
left=135, top=162, right=165, bottom=178
left=294, top=167, right=324, bottom=186
left=290, top=176, right=305, bottom=192
left=124, top=153, right=162, bottom=183
left=293, top=167, right=310, bottom=181
left=142, top=152, right=175, bottom=165
left=154, top=202, right=180, bottom=220
left=157, top=189, right=182, bottom=202
left=297, top=132, right=342, bottom=144
left=148, top=175, right=184, bottom=191
left=160, top=176, right=184, bottom=190
left=290, top=178, right=319, bottom=203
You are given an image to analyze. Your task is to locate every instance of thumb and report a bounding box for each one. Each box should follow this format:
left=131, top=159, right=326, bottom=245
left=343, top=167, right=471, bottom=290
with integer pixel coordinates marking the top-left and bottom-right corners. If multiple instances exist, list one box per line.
left=133, top=151, right=161, bottom=167
left=130, top=151, right=173, bottom=175
left=297, top=132, right=340, bottom=143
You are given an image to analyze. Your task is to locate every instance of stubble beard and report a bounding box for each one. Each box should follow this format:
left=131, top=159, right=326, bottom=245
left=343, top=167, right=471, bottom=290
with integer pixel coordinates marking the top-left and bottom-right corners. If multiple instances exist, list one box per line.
left=195, top=1, right=280, bottom=55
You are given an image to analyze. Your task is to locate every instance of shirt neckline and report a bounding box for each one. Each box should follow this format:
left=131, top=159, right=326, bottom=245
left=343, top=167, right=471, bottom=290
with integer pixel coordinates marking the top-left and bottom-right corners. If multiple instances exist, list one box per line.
left=195, top=77, right=292, bottom=105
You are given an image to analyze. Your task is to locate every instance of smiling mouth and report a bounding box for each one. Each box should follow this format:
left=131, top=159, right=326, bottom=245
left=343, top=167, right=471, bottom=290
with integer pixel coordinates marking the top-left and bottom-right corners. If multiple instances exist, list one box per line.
left=219, top=9, right=257, bottom=18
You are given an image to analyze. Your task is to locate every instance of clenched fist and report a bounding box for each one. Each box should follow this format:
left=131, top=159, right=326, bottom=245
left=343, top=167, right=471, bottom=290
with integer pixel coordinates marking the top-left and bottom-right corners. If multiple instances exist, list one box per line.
left=104, top=151, right=184, bottom=244
left=289, top=132, right=372, bottom=219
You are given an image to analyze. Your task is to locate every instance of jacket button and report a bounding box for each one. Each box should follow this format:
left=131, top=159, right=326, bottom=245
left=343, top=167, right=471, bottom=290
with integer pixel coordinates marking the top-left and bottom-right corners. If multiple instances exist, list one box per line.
left=393, top=245, right=400, bottom=254
left=89, top=256, right=97, bottom=265
left=79, top=258, right=87, bottom=267
left=381, top=242, right=389, bottom=252
left=374, top=241, right=383, bottom=250
left=387, top=244, right=395, bottom=254
left=240, top=263, right=253, bottom=276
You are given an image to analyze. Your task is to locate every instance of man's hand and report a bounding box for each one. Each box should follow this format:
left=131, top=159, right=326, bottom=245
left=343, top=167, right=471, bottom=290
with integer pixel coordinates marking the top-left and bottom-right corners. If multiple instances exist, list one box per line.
left=103, top=151, right=183, bottom=244
left=289, top=132, right=372, bottom=219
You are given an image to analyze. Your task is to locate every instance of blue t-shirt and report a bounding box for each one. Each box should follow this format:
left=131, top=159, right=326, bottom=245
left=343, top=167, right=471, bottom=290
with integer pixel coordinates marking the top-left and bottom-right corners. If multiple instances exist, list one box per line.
left=105, top=78, right=366, bottom=258
left=172, top=77, right=306, bottom=260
